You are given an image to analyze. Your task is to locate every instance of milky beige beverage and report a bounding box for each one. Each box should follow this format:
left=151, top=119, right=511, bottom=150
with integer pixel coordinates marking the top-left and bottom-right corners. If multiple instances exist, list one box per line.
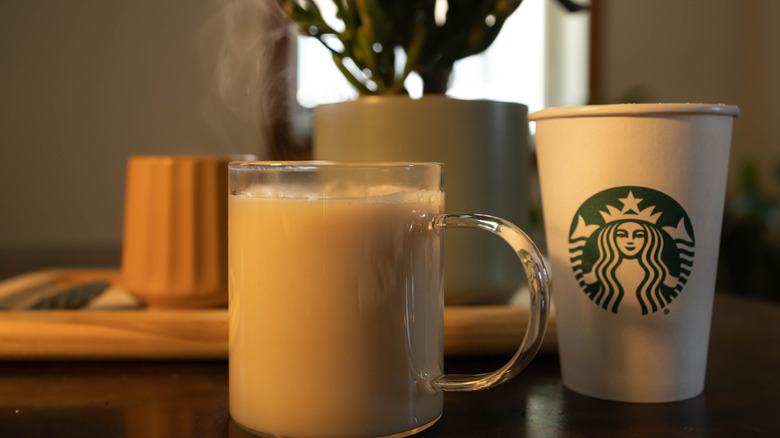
left=229, top=184, right=445, bottom=438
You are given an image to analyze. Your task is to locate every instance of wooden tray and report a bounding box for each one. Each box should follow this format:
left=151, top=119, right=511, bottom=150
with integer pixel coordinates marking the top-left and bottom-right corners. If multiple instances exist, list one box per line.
left=0, top=269, right=556, bottom=360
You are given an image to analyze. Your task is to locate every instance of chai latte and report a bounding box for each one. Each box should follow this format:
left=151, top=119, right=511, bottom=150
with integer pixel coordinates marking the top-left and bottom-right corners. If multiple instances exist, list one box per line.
left=229, top=184, right=444, bottom=438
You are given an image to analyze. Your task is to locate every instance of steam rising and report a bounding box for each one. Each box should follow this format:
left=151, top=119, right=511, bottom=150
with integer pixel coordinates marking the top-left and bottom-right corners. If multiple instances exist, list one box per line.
left=199, top=0, right=301, bottom=158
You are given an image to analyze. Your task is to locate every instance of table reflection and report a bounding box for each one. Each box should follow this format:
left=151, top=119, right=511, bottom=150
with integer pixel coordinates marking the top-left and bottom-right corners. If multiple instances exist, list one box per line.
left=1, top=361, right=229, bottom=438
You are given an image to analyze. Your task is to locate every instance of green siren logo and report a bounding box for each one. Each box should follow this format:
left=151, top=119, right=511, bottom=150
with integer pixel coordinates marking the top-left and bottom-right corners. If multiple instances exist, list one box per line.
left=569, top=186, right=695, bottom=315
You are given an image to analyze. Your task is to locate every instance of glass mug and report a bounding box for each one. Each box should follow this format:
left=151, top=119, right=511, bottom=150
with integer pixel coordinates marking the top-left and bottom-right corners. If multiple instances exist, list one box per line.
left=228, top=162, right=550, bottom=438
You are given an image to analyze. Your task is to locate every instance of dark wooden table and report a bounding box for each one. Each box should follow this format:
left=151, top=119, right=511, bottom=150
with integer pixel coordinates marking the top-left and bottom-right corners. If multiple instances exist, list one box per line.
left=1, top=293, right=778, bottom=437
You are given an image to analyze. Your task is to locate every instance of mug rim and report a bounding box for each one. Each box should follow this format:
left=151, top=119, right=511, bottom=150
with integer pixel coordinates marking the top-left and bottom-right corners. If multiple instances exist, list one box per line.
left=529, top=103, right=740, bottom=121
left=228, top=161, right=444, bottom=169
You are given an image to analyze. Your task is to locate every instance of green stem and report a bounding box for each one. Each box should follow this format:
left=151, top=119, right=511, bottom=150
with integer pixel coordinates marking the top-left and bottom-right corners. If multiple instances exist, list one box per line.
left=332, top=53, right=375, bottom=95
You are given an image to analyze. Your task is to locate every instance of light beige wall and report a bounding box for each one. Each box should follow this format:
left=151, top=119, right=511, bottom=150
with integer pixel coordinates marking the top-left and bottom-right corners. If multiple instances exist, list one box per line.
left=592, top=0, right=780, bottom=196
left=0, top=0, right=270, bottom=250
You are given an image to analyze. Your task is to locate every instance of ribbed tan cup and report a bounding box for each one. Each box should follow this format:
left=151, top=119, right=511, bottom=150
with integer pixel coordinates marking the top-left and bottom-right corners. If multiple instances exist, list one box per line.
left=121, top=155, right=238, bottom=308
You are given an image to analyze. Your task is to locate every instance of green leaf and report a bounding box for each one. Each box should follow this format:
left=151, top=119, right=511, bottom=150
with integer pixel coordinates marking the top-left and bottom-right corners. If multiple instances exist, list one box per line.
left=331, top=53, right=375, bottom=95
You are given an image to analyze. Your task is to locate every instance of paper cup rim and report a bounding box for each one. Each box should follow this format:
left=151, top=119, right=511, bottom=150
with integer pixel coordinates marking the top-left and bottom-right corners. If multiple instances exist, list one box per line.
left=529, top=103, right=739, bottom=121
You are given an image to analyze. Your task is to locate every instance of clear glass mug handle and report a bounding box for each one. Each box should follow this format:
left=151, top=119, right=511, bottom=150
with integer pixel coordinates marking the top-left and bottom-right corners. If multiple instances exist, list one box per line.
left=431, top=214, right=551, bottom=391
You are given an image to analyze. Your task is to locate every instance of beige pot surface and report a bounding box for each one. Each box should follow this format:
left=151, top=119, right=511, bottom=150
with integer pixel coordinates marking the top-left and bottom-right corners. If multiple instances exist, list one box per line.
left=314, top=96, right=531, bottom=305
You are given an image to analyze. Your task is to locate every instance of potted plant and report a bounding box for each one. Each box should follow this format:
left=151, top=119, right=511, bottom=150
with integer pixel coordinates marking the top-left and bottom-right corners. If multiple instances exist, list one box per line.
left=276, top=0, right=585, bottom=304
left=278, top=0, right=585, bottom=95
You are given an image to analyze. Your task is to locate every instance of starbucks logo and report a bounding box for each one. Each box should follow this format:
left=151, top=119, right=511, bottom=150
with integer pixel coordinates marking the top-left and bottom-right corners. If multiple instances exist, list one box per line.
left=569, top=186, right=695, bottom=315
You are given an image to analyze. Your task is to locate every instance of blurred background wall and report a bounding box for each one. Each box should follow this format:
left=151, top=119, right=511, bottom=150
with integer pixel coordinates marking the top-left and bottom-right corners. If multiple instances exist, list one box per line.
left=0, top=0, right=283, bottom=276
left=1, top=0, right=778, bottom=298
left=2, top=1, right=224, bottom=248
left=591, top=0, right=780, bottom=198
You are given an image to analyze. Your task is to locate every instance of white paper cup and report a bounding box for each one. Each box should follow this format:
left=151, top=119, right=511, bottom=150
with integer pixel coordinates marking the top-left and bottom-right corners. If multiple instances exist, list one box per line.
left=531, top=103, right=739, bottom=402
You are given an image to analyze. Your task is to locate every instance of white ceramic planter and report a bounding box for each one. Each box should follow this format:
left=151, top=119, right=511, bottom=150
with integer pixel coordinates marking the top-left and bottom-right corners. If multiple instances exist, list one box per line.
left=313, top=96, right=531, bottom=304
